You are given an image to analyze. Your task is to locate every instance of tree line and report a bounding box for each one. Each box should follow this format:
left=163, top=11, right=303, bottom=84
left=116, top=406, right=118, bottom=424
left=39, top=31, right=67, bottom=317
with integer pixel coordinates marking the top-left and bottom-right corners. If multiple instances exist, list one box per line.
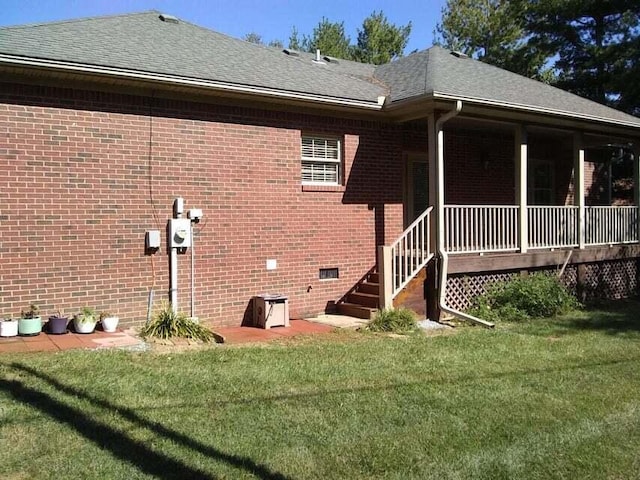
left=245, top=1, right=639, bottom=115
left=244, top=11, right=412, bottom=66
left=435, top=0, right=640, bottom=116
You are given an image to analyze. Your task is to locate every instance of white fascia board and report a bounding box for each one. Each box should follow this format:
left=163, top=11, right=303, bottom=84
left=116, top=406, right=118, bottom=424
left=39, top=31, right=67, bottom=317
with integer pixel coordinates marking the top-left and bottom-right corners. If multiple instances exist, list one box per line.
left=0, top=54, right=383, bottom=111
left=432, top=91, right=640, bottom=130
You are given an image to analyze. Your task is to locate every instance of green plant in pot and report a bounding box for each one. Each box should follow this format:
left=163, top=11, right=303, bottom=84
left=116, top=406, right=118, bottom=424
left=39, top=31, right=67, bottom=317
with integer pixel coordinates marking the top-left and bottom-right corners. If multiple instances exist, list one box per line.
left=73, top=306, right=97, bottom=334
left=19, top=304, right=42, bottom=336
left=48, top=309, right=69, bottom=335
left=99, top=311, right=120, bottom=333
left=0, top=314, right=19, bottom=337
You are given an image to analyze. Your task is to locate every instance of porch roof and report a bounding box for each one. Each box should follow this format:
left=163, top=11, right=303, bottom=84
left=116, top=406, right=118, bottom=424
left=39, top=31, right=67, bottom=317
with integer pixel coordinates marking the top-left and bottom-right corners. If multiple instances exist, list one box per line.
left=374, top=47, right=640, bottom=130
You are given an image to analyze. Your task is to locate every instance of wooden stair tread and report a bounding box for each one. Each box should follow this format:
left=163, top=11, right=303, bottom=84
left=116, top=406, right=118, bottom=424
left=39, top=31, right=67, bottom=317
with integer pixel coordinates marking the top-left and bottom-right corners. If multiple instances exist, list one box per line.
left=337, top=302, right=376, bottom=320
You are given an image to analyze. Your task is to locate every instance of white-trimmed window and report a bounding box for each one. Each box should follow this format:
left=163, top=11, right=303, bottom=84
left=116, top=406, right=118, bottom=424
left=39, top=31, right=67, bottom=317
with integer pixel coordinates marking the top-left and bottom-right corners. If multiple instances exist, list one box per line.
left=528, top=160, right=555, bottom=205
left=301, top=136, right=341, bottom=185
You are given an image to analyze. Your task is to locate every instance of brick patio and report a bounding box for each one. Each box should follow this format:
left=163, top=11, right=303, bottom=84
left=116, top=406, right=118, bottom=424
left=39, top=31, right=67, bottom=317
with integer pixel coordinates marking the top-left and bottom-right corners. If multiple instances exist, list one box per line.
left=0, top=320, right=335, bottom=354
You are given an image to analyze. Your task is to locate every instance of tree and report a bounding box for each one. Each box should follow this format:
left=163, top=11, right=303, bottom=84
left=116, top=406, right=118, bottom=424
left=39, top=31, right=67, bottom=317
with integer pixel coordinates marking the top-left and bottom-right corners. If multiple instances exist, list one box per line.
left=288, top=11, right=412, bottom=63
left=244, top=32, right=284, bottom=49
left=354, top=11, right=412, bottom=65
left=434, top=0, right=548, bottom=79
left=525, top=0, right=640, bottom=114
left=243, top=32, right=263, bottom=44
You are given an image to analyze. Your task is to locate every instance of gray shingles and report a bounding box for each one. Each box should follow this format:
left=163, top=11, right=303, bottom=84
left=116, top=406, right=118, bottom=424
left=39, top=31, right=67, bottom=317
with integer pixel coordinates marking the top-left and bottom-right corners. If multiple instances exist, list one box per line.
left=375, top=46, right=640, bottom=126
left=0, top=11, right=385, bottom=103
left=1, top=11, right=639, bottom=128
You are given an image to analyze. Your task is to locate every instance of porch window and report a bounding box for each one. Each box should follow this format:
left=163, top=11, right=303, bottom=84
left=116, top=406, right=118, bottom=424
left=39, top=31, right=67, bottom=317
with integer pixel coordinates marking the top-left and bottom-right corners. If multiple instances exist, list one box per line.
left=301, top=136, right=341, bottom=185
left=528, top=160, right=555, bottom=205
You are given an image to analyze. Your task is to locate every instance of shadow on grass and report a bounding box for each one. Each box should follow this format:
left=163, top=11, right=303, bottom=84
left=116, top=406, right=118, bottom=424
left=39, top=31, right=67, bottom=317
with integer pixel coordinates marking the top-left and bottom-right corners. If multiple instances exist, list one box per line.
left=3, top=364, right=292, bottom=480
left=512, top=299, right=640, bottom=337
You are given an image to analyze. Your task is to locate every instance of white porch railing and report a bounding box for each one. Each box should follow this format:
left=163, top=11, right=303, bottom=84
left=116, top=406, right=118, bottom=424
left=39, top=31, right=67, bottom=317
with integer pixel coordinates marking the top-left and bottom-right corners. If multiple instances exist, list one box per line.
left=444, top=205, right=639, bottom=254
left=528, top=206, right=579, bottom=249
left=378, top=207, right=433, bottom=307
left=586, top=206, right=639, bottom=245
left=444, top=205, right=519, bottom=253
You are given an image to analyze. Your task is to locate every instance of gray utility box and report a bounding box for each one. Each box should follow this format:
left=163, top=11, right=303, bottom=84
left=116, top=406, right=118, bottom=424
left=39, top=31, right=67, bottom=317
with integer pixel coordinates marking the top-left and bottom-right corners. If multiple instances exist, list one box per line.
left=254, top=294, right=289, bottom=329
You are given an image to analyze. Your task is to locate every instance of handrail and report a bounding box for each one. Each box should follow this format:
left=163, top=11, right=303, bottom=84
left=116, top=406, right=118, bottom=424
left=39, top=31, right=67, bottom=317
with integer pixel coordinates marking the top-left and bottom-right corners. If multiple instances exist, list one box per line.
left=389, top=206, right=433, bottom=297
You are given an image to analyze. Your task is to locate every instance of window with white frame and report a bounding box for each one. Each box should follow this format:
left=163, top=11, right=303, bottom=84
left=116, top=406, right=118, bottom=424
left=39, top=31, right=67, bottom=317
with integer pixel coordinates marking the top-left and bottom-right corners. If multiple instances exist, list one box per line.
left=301, top=136, right=341, bottom=185
left=528, top=160, right=555, bottom=205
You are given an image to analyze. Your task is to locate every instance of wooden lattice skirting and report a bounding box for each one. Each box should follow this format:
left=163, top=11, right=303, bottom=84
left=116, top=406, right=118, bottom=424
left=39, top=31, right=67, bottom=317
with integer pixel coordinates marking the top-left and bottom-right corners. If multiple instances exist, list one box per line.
left=445, top=259, right=637, bottom=311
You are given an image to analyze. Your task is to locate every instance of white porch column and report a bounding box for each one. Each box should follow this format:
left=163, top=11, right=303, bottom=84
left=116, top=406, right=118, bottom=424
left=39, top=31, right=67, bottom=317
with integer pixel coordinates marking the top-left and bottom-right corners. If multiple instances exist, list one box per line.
left=633, top=144, right=640, bottom=241
left=427, top=113, right=441, bottom=251
left=574, top=132, right=586, bottom=249
left=377, top=246, right=393, bottom=309
left=515, top=125, right=528, bottom=253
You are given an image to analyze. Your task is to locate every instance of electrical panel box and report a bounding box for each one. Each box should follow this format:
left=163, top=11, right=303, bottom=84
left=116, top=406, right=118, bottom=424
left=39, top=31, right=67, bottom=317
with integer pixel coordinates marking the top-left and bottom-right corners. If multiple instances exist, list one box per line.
left=169, top=218, right=192, bottom=248
left=146, top=230, right=161, bottom=249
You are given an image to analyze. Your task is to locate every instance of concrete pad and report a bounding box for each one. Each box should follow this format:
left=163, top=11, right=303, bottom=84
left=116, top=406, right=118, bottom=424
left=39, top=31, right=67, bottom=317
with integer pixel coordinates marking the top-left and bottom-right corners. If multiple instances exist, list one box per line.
left=304, top=314, right=369, bottom=329
left=418, top=320, right=454, bottom=331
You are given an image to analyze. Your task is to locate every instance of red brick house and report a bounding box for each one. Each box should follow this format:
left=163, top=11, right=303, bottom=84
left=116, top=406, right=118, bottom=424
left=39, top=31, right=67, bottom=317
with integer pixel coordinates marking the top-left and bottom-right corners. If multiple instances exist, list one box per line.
left=1, top=11, right=639, bottom=328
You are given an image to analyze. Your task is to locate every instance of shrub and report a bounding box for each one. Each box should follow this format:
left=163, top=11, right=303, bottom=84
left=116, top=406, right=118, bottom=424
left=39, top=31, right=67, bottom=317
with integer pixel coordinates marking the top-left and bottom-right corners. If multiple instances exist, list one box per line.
left=468, top=273, right=580, bottom=322
left=140, top=302, right=215, bottom=342
left=366, top=308, right=418, bottom=334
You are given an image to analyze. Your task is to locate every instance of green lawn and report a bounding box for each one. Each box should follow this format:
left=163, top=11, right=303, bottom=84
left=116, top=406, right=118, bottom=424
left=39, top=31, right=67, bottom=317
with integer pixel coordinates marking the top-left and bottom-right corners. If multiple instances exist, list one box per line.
left=1, top=301, right=640, bottom=479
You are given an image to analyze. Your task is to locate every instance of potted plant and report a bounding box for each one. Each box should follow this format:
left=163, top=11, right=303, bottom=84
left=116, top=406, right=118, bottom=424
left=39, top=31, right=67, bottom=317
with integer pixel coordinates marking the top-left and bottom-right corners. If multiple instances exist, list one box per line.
left=48, top=310, right=69, bottom=335
left=19, top=304, right=42, bottom=336
left=0, top=315, right=19, bottom=337
left=99, top=311, right=120, bottom=333
left=73, top=307, right=97, bottom=334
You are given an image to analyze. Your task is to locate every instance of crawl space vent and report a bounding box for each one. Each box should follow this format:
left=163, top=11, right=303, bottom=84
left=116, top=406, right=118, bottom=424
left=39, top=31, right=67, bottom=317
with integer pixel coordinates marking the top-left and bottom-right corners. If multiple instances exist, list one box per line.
left=319, top=268, right=339, bottom=280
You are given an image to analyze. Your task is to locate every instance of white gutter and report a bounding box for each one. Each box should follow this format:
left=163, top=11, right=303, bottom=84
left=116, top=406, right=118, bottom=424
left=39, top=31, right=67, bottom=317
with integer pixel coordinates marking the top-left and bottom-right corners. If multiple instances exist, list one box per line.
left=0, top=54, right=383, bottom=111
left=435, top=100, right=494, bottom=328
left=432, top=92, right=640, bottom=130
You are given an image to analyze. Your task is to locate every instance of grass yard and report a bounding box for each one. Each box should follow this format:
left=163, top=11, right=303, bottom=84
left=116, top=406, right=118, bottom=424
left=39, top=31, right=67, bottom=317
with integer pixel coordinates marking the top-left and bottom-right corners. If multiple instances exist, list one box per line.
left=1, top=300, right=640, bottom=479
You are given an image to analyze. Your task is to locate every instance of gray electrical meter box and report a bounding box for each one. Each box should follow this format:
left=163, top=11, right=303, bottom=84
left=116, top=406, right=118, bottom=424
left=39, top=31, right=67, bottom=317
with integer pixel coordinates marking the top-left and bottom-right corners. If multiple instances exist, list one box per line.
left=169, top=218, right=192, bottom=248
left=253, top=294, right=289, bottom=329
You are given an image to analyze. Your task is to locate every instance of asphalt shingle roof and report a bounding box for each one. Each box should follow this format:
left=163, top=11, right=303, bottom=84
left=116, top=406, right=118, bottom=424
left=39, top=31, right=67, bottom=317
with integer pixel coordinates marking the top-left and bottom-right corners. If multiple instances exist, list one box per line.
left=1, top=11, right=639, bottom=129
left=375, top=46, right=640, bottom=127
left=0, top=11, right=386, bottom=104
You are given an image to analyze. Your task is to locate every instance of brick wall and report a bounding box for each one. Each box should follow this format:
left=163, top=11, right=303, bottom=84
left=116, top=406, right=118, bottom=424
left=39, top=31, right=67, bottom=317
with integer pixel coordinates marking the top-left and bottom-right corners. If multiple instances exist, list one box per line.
left=0, top=84, right=609, bottom=328
left=0, top=83, right=404, bottom=327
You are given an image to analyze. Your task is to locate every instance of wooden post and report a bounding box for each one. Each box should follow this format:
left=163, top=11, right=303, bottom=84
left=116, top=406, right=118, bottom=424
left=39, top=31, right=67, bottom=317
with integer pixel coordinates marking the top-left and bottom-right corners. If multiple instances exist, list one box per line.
left=574, top=132, right=586, bottom=249
left=425, top=257, right=440, bottom=321
left=576, top=263, right=587, bottom=303
left=515, top=125, right=528, bottom=253
left=378, top=245, right=393, bottom=309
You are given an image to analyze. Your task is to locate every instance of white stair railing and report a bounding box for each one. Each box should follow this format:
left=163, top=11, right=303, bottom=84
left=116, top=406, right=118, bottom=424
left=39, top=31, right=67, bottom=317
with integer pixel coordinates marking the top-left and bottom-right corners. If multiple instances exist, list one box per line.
left=378, top=207, right=433, bottom=308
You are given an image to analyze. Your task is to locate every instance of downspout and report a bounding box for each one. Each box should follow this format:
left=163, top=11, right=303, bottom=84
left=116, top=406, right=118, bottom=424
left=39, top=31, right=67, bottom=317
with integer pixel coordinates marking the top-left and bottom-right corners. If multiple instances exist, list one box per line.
left=435, top=101, right=494, bottom=328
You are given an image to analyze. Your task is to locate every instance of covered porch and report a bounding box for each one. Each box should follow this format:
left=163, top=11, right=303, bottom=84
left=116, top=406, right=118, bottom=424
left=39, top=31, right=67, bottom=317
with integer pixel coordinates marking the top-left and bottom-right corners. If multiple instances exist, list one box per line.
left=379, top=102, right=640, bottom=319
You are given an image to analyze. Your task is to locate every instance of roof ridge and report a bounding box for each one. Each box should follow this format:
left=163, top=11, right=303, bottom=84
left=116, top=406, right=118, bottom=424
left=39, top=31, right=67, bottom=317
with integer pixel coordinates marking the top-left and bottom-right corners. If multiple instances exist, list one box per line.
left=0, top=10, right=160, bottom=30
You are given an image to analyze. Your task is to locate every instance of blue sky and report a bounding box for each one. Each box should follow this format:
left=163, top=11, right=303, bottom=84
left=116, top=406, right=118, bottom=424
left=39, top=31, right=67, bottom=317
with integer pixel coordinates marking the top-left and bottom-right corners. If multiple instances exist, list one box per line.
left=0, top=0, right=447, bottom=54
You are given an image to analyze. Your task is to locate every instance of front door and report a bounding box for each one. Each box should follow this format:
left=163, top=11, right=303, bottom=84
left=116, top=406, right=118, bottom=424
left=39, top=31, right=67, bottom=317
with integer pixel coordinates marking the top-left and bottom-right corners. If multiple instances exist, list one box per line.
left=405, top=154, right=429, bottom=227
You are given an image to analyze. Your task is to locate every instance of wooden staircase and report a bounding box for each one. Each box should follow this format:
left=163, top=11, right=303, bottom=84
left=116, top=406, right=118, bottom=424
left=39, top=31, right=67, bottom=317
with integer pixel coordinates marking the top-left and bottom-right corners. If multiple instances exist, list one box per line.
left=336, top=268, right=429, bottom=319
left=336, top=270, right=380, bottom=319
left=337, top=206, right=434, bottom=320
